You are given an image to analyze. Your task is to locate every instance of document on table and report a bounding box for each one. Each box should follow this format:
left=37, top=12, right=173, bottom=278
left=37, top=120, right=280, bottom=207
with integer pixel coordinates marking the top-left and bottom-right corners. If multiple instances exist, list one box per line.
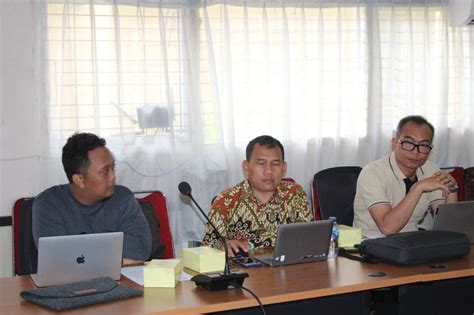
left=121, top=266, right=193, bottom=286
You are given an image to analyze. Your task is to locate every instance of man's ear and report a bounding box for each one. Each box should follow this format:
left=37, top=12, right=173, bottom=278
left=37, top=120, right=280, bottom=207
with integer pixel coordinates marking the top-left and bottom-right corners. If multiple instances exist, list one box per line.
left=242, top=160, right=250, bottom=179
left=282, top=161, right=288, bottom=174
left=391, top=137, right=398, bottom=151
left=72, top=173, right=85, bottom=189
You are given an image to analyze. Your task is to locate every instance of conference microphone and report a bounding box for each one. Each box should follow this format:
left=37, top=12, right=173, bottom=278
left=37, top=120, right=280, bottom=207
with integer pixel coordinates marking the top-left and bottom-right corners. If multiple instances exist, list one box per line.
left=178, top=181, right=248, bottom=291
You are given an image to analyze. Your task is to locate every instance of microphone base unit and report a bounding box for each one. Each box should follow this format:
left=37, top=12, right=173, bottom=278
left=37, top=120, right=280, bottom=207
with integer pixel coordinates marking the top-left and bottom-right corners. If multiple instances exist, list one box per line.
left=191, top=271, right=249, bottom=291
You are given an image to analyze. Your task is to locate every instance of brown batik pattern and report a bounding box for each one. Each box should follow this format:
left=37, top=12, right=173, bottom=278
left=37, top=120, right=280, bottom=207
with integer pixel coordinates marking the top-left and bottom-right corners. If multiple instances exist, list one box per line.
left=203, top=180, right=312, bottom=249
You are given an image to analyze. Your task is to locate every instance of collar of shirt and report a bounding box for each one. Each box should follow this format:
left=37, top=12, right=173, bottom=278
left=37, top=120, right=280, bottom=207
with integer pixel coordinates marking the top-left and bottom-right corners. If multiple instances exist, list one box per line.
left=403, top=176, right=418, bottom=194
left=67, top=184, right=104, bottom=214
left=241, top=180, right=283, bottom=207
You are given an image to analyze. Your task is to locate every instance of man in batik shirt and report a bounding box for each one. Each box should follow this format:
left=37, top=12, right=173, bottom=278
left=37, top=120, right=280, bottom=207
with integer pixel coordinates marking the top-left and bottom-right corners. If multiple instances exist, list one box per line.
left=203, top=135, right=313, bottom=257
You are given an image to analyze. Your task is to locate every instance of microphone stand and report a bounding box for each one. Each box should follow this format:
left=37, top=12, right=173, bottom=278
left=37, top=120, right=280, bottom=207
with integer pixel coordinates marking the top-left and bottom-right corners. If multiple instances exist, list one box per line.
left=179, top=182, right=248, bottom=291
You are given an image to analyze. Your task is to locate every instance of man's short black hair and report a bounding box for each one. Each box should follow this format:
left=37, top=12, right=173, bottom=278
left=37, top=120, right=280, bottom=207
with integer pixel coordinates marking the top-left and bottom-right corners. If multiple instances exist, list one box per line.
left=62, top=132, right=106, bottom=182
left=396, top=115, right=435, bottom=140
left=246, top=135, right=285, bottom=161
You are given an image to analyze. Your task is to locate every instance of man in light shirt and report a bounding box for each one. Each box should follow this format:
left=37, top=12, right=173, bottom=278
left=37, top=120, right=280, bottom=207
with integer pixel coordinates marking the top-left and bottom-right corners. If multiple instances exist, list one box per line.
left=353, top=115, right=458, bottom=237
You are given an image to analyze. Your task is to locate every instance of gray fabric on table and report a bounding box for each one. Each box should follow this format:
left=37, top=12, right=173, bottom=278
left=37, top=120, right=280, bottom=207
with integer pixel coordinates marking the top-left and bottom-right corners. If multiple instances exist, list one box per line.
left=20, top=277, right=142, bottom=311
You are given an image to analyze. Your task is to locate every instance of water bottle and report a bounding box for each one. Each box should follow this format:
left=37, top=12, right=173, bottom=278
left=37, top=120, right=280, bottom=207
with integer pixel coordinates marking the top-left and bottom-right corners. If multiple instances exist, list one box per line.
left=328, top=216, right=339, bottom=258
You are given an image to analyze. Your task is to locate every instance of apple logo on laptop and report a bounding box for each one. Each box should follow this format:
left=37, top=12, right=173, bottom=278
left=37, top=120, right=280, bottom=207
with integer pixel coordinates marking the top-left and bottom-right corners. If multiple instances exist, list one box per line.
left=76, top=255, right=85, bottom=264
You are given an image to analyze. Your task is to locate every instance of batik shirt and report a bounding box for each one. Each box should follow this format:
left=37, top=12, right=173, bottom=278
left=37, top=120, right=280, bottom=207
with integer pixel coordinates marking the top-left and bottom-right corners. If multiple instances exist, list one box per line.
left=203, top=180, right=313, bottom=249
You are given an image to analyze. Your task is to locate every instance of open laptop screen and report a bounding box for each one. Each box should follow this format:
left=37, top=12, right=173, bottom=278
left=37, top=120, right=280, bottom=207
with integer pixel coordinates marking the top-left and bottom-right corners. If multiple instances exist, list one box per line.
left=433, top=201, right=474, bottom=244
left=254, top=220, right=333, bottom=266
left=31, top=232, right=123, bottom=287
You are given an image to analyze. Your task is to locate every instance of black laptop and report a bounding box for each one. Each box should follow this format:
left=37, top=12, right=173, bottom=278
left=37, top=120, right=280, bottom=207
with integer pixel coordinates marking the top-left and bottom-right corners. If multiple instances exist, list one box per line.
left=433, top=201, right=474, bottom=243
left=253, top=220, right=333, bottom=266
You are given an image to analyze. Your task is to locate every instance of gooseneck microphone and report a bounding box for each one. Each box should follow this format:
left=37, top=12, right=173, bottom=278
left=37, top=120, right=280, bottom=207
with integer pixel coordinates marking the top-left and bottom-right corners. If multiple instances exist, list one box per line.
left=178, top=181, right=248, bottom=291
left=178, top=181, right=231, bottom=272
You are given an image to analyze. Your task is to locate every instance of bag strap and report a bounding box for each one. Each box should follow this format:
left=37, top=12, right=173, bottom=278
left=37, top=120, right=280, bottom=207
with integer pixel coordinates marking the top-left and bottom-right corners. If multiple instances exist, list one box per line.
left=338, top=247, right=379, bottom=264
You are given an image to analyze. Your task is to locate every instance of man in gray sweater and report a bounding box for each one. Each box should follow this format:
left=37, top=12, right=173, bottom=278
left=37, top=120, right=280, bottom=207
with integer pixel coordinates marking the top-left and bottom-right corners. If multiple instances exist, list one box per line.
left=32, top=133, right=152, bottom=265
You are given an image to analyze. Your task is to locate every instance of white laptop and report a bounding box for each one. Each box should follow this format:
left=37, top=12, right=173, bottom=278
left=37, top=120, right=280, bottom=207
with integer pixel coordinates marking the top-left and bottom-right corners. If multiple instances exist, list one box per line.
left=254, top=220, right=333, bottom=266
left=433, top=201, right=474, bottom=243
left=31, top=232, right=124, bottom=287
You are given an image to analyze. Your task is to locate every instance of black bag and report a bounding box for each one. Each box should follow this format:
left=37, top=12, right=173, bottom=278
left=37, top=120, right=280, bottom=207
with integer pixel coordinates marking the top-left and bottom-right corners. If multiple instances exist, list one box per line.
left=339, top=230, right=470, bottom=265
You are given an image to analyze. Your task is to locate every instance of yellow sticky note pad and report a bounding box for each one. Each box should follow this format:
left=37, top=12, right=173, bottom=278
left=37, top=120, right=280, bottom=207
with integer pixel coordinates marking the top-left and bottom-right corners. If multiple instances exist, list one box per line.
left=143, top=259, right=182, bottom=288
left=183, top=246, right=225, bottom=273
left=339, top=225, right=362, bottom=248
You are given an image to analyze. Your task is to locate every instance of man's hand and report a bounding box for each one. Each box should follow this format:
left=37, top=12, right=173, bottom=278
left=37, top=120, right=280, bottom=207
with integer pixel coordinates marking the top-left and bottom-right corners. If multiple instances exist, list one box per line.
left=432, top=171, right=458, bottom=193
left=416, top=175, right=453, bottom=196
left=122, top=258, right=144, bottom=266
left=414, top=171, right=458, bottom=197
left=226, top=239, right=250, bottom=257
left=431, top=171, right=459, bottom=206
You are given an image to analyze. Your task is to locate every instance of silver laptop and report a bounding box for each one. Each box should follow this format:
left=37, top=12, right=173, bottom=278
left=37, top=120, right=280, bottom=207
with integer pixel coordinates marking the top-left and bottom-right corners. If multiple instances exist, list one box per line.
left=31, top=232, right=124, bottom=287
left=433, top=201, right=474, bottom=243
left=254, top=220, right=333, bottom=266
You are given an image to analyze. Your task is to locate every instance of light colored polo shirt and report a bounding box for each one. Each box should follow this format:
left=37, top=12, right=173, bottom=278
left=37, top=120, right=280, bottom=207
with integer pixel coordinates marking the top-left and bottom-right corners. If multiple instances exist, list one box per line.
left=353, top=152, right=445, bottom=237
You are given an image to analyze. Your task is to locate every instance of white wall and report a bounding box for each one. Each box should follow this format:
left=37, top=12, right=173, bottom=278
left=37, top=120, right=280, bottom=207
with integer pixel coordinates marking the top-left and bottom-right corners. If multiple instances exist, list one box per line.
left=0, top=0, right=41, bottom=278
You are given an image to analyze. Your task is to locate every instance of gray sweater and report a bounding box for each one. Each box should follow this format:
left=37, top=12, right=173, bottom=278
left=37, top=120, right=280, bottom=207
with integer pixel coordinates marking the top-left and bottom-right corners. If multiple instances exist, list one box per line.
left=32, top=184, right=152, bottom=261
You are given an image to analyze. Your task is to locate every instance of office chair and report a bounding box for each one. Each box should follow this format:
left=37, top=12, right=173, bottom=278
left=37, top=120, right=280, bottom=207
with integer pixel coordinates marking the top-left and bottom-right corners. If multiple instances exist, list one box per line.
left=12, top=197, right=37, bottom=275
left=465, top=167, right=474, bottom=201
left=312, top=166, right=362, bottom=226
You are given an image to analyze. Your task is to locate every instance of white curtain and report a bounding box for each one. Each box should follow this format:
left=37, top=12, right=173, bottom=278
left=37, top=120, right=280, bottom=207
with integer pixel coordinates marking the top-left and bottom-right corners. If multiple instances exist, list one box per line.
left=37, top=0, right=474, bottom=255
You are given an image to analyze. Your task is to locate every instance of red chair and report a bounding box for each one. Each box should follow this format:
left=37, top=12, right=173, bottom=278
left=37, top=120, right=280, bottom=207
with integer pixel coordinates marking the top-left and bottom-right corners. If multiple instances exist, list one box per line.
left=134, top=191, right=174, bottom=259
left=441, top=167, right=465, bottom=201
left=311, top=183, right=322, bottom=221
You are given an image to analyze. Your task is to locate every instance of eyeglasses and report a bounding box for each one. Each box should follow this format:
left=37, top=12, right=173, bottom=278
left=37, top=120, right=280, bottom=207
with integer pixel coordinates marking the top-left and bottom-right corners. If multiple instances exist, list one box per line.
left=397, top=140, right=433, bottom=154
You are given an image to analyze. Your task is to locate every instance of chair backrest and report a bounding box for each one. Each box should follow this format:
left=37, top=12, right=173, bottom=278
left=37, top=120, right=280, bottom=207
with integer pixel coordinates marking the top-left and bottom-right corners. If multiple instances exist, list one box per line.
left=441, top=166, right=465, bottom=201
left=135, top=191, right=174, bottom=259
left=311, top=183, right=321, bottom=221
left=312, top=166, right=362, bottom=226
left=465, top=167, right=474, bottom=201
left=13, top=197, right=37, bottom=275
